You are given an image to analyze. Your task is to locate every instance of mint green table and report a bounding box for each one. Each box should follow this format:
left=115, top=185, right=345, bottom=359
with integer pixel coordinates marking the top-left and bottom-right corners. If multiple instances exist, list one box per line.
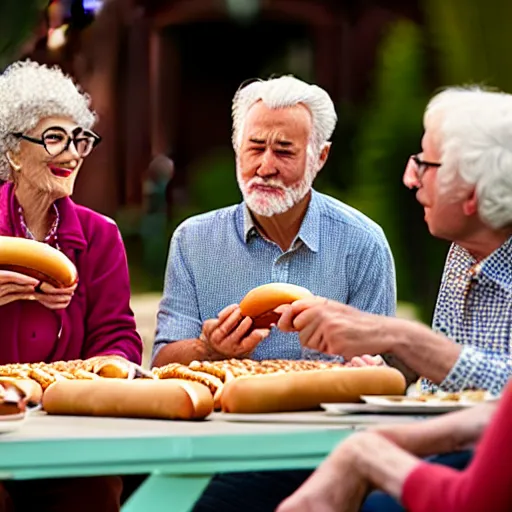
left=0, top=411, right=366, bottom=512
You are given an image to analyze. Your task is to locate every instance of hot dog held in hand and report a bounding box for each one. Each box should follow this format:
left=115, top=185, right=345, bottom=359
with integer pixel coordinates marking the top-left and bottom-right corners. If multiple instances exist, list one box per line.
left=0, top=236, right=78, bottom=288
left=198, top=283, right=315, bottom=360
left=239, top=283, right=314, bottom=328
left=0, top=236, right=78, bottom=309
left=276, top=296, right=394, bottom=362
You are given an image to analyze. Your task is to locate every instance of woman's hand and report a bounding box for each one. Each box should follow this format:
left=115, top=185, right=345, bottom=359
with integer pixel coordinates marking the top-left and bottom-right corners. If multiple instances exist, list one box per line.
left=0, top=271, right=77, bottom=309
left=0, top=270, right=39, bottom=306
left=35, top=281, right=77, bottom=310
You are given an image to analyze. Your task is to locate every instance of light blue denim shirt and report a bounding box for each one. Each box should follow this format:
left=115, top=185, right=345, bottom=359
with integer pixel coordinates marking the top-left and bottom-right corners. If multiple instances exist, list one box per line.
left=153, top=189, right=396, bottom=362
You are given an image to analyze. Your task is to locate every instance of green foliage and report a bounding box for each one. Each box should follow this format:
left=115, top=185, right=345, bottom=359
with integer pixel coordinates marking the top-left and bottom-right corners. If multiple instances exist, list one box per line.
left=424, top=0, right=512, bottom=92
left=0, top=1, right=47, bottom=70
left=341, top=20, right=449, bottom=320
left=168, top=147, right=242, bottom=234
left=188, top=148, right=241, bottom=212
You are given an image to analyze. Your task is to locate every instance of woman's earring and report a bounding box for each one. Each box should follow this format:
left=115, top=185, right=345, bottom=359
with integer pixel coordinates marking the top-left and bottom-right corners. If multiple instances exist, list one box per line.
left=5, top=152, right=21, bottom=172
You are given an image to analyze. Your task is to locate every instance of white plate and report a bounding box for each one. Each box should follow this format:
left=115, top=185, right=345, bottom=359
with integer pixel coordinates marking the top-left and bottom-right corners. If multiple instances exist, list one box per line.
left=0, top=412, right=26, bottom=434
left=215, top=411, right=358, bottom=424
left=320, top=403, right=389, bottom=415
left=322, top=401, right=463, bottom=415
left=354, top=394, right=491, bottom=414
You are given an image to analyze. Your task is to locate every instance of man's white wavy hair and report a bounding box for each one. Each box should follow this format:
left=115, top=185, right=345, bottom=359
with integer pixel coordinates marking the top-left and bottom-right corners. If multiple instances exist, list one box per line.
left=0, top=60, right=96, bottom=181
left=232, top=75, right=337, bottom=157
left=425, top=86, right=512, bottom=229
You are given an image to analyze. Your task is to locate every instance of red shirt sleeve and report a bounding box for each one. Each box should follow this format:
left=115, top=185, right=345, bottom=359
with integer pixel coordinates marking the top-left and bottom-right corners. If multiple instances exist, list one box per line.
left=402, top=385, right=512, bottom=512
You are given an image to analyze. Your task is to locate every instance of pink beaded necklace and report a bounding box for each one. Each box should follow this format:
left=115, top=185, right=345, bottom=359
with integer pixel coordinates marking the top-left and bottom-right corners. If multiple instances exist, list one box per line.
left=18, top=204, right=61, bottom=250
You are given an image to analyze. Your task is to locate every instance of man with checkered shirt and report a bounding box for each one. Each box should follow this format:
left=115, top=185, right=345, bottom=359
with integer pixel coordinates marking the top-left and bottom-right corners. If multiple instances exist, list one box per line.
left=277, top=85, right=512, bottom=512
left=280, top=86, right=512, bottom=398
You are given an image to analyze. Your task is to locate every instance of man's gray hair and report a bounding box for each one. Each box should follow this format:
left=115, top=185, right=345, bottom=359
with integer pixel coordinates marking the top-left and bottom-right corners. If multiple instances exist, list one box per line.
left=231, top=75, right=337, bottom=156
left=0, top=60, right=96, bottom=181
left=425, top=86, right=512, bottom=229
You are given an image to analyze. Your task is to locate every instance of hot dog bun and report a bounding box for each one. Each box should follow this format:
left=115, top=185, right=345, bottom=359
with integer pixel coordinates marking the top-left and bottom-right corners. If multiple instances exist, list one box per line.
left=0, top=377, right=43, bottom=405
left=0, top=236, right=77, bottom=288
left=85, top=355, right=134, bottom=379
left=239, top=283, right=313, bottom=328
left=220, top=366, right=407, bottom=413
left=42, top=378, right=214, bottom=420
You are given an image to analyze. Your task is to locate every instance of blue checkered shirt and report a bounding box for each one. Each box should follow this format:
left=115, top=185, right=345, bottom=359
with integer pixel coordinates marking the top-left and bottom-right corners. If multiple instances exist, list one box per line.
left=153, top=189, right=396, bottom=362
left=423, top=237, right=512, bottom=395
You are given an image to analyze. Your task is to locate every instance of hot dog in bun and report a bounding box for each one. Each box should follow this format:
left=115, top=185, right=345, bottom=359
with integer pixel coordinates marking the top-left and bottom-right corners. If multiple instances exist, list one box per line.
left=239, top=283, right=313, bottom=328
left=220, top=366, right=407, bottom=413
left=0, top=236, right=78, bottom=288
left=42, top=378, right=214, bottom=420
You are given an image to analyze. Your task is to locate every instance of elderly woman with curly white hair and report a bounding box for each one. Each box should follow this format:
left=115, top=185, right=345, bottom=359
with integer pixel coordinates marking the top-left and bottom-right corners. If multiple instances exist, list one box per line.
left=0, top=60, right=142, bottom=511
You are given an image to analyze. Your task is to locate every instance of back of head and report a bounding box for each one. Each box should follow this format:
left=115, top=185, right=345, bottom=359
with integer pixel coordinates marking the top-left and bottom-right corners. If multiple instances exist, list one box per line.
left=425, top=86, right=512, bottom=229
left=231, top=75, right=337, bottom=156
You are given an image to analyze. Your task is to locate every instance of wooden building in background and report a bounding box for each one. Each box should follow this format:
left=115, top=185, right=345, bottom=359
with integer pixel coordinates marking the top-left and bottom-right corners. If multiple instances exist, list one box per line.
left=29, top=0, right=421, bottom=218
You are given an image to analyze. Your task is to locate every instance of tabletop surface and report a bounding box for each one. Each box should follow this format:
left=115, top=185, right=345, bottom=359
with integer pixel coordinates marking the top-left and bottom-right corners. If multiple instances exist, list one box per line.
left=0, top=410, right=426, bottom=442
left=0, top=411, right=355, bottom=442
left=0, top=411, right=423, bottom=480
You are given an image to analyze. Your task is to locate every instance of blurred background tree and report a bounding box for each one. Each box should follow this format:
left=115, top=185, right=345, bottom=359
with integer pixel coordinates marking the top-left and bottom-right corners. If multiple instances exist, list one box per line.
left=8, top=0, right=512, bottom=323
left=0, top=1, right=48, bottom=71
left=317, top=0, right=512, bottom=321
left=425, top=0, right=512, bottom=93
left=339, top=20, right=444, bottom=322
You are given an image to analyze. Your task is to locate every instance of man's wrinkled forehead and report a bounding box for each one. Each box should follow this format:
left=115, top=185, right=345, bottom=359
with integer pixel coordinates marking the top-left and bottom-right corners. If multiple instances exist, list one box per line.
left=243, top=101, right=312, bottom=143
left=248, top=129, right=295, bottom=147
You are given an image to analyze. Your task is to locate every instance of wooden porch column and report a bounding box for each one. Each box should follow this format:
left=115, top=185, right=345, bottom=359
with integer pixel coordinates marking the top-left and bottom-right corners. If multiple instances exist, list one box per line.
left=122, top=9, right=152, bottom=206
left=311, top=21, right=338, bottom=97
left=149, top=27, right=181, bottom=158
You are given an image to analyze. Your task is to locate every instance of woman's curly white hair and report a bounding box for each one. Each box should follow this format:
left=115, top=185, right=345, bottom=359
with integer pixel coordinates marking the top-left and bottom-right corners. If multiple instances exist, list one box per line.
left=0, top=60, right=96, bottom=181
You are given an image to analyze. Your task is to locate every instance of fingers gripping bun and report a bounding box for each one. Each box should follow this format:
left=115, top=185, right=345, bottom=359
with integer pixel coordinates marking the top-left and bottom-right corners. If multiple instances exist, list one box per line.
left=239, top=283, right=313, bottom=328
left=0, top=236, right=78, bottom=287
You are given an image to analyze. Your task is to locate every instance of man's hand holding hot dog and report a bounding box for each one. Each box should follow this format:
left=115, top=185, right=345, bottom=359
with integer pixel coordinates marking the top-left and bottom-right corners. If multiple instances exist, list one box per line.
left=276, top=297, right=461, bottom=387
left=199, top=304, right=271, bottom=360
left=276, top=298, right=390, bottom=364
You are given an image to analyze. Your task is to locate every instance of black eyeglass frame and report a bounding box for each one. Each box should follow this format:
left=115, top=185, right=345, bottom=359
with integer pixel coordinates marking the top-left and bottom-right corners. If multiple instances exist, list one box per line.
left=11, top=126, right=102, bottom=158
left=411, top=154, right=442, bottom=181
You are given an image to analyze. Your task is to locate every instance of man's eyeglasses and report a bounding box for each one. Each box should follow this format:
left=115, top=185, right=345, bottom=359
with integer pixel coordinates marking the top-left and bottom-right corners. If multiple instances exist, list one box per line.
left=11, top=126, right=102, bottom=158
left=411, top=154, right=442, bottom=181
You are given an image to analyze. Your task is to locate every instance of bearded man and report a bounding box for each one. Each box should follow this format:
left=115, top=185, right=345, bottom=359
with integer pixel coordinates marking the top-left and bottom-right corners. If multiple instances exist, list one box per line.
left=152, top=75, right=396, bottom=367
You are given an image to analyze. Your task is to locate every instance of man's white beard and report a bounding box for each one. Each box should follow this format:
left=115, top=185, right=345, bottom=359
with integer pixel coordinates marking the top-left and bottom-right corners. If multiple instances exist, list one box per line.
left=237, top=160, right=317, bottom=217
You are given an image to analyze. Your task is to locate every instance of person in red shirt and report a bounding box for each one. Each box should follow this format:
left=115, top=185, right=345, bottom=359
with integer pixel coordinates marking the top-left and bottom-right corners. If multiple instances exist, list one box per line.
left=278, top=385, right=509, bottom=512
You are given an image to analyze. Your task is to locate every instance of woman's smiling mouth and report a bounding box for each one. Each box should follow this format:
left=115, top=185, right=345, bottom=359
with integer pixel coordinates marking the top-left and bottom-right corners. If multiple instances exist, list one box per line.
left=48, top=164, right=74, bottom=178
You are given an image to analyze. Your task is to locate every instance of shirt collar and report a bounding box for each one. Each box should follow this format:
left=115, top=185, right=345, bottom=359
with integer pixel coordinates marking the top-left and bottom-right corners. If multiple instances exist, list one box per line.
left=242, top=189, right=320, bottom=253
left=471, top=236, right=512, bottom=290
left=0, top=181, right=87, bottom=251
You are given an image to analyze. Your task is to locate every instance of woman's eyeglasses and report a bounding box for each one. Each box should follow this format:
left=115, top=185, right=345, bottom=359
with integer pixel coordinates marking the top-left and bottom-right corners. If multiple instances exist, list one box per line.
left=11, top=126, right=102, bottom=158
left=410, top=154, right=442, bottom=182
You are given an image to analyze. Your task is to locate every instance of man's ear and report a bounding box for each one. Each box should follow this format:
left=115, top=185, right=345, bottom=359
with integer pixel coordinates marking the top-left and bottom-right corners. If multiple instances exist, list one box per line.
left=462, top=188, right=478, bottom=216
left=5, top=151, right=21, bottom=171
left=316, top=143, right=331, bottom=172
